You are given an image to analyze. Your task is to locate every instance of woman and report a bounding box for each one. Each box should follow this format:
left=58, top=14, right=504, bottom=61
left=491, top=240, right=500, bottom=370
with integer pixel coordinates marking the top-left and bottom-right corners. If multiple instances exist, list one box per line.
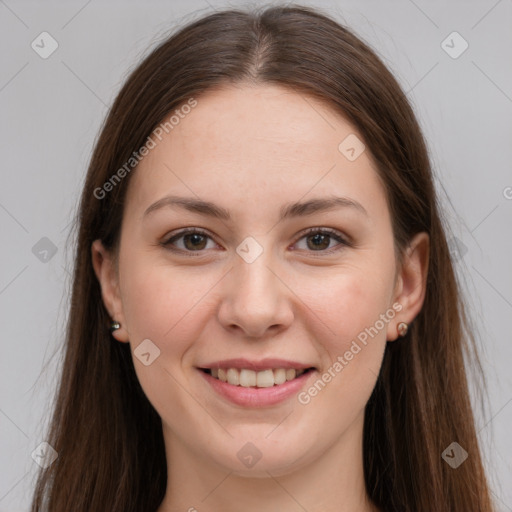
left=31, top=4, right=494, bottom=511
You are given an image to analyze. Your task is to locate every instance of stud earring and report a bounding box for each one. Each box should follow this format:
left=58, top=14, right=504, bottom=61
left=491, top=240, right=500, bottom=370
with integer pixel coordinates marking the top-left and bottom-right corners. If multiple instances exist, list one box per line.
left=397, top=322, right=408, bottom=337
left=110, top=320, right=121, bottom=333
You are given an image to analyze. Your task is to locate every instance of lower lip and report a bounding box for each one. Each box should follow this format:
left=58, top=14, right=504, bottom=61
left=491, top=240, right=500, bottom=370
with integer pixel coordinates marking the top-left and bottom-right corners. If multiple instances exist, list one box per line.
left=199, top=369, right=315, bottom=407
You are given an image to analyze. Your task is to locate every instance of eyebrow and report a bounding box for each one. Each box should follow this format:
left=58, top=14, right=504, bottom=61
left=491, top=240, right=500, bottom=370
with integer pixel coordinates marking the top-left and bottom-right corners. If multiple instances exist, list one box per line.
left=143, top=194, right=368, bottom=221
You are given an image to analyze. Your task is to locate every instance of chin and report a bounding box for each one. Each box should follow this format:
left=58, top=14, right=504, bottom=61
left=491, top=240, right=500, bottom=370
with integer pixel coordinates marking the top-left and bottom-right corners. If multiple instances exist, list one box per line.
left=203, top=432, right=317, bottom=477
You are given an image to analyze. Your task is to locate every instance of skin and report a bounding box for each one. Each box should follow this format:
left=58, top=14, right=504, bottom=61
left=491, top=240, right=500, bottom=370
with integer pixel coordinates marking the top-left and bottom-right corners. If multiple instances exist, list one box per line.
left=92, top=83, right=429, bottom=512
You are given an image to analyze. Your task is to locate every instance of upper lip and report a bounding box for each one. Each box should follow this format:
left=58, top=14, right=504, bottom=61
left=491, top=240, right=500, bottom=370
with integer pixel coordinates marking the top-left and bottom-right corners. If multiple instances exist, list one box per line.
left=199, top=358, right=315, bottom=371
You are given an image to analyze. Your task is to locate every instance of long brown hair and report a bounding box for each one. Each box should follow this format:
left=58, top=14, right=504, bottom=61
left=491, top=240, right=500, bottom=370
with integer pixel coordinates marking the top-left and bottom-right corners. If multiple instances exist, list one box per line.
left=31, top=5, right=494, bottom=511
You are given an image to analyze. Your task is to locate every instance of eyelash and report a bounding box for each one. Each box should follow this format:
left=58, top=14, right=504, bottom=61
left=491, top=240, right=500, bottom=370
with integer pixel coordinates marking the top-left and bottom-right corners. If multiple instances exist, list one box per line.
left=161, top=227, right=350, bottom=256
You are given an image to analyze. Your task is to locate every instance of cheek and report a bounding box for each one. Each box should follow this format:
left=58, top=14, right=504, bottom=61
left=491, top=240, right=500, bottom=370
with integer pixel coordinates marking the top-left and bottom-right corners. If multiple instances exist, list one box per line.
left=119, top=255, right=221, bottom=354
left=118, top=256, right=216, bottom=416
left=297, top=258, right=395, bottom=403
left=303, top=265, right=394, bottom=348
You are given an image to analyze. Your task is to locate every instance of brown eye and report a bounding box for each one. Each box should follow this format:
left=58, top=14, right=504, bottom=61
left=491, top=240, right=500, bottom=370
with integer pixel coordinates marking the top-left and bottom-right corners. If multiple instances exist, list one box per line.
left=163, top=229, right=216, bottom=253
left=306, top=233, right=331, bottom=250
left=294, top=228, right=348, bottom=253
left=182, top=233, right=208, bottom=250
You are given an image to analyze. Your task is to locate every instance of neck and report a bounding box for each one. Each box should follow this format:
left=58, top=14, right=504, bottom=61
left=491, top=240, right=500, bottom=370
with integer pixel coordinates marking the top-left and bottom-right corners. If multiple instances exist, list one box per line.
left=157, top=412, right=379, bottom=512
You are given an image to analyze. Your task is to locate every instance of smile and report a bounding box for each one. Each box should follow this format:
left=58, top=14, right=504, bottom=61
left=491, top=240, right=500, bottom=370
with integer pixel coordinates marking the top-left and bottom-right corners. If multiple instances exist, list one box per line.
left=203, top=367, right=312, bottom=388
left=198, top=359, right=317, bottom=407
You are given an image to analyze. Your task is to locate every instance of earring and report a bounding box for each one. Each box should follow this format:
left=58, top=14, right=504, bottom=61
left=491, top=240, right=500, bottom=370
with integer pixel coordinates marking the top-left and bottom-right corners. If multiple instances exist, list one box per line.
left=397, top=322, right=408, bottom=337
left=110, top=320, right=121, bottom=333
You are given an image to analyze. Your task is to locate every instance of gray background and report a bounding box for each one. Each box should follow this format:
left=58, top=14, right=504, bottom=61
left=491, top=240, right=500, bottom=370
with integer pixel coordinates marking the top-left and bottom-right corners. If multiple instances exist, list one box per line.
left=0, top=0, right=511, bottom=510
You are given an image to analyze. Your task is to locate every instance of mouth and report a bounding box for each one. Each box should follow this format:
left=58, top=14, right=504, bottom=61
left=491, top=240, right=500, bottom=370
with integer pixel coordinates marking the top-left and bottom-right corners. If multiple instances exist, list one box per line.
left=197, top=358, right=318, bottom=407
left=200, top=367, right=316, bottom=388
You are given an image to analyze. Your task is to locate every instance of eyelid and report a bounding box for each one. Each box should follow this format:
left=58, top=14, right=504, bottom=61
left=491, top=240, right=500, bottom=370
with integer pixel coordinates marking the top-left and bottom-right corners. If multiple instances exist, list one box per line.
left=162, top=227, right=221, bottom=255
left=292, top=227, right=351, bottom=254
left=161, top=226, right=351, bottom=255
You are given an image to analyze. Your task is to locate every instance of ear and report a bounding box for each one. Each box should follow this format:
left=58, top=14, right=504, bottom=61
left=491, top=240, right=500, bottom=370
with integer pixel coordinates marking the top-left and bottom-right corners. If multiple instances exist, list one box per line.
left=91, top=239, right=129, bottom=343
left=387, top=232, right=429, bottom=342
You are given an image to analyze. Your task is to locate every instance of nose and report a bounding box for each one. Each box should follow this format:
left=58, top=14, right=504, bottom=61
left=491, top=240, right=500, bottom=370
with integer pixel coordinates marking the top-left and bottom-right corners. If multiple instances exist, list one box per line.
left=217, top=253, right=294, bottom=339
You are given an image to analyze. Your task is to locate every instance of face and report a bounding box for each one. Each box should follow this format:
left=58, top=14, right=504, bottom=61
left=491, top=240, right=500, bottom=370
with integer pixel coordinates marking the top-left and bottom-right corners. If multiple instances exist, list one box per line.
left=93, top=83, right=425, bottom=478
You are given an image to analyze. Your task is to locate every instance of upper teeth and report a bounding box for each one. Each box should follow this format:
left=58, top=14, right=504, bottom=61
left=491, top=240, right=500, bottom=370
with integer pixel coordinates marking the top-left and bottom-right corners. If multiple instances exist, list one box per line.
left=211, top=368, right=306, bottom=387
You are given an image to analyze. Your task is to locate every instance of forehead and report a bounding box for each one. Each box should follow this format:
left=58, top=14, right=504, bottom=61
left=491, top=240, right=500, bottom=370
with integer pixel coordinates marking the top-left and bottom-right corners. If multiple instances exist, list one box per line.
left=125, top=83, right=386, bottom=222
left=156, top=83, right=354, bottom=168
